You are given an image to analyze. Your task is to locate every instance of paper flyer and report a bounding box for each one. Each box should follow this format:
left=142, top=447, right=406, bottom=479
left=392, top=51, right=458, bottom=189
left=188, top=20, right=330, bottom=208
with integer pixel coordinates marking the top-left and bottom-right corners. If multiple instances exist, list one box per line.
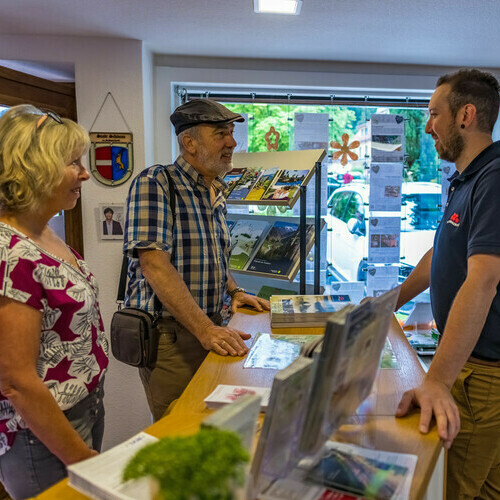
left=440, top=160, right=456, bottom=211
left=294, top=113, right=329, bottom=151
left=328, top=281, right=366, bottom=304
left=366, top=265, right=399, bottom=297
left=370, top=114, right=405, bottom=163
left=367, top=217, right=401, bottom=264
left=369, top=163, right=404, bottom=212
left=233, top=113, right=248, bottom=152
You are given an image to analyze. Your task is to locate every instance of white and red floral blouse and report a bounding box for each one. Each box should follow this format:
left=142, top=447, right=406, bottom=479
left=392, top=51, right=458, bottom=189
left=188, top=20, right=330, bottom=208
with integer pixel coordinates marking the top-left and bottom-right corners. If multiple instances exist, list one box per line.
left=0, top=223, right=109, bottom=456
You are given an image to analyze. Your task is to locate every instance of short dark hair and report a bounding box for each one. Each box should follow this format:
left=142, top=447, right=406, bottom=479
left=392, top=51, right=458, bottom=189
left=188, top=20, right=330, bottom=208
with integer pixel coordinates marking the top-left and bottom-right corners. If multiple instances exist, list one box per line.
left=104, top=207, right=114, bottom=215
left=437, top=69, right=500, bottom=133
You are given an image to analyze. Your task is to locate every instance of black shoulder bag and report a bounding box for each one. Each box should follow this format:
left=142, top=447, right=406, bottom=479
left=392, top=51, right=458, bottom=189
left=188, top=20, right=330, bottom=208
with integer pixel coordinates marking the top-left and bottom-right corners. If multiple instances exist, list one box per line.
left=110, top=168, right=176, bottom=367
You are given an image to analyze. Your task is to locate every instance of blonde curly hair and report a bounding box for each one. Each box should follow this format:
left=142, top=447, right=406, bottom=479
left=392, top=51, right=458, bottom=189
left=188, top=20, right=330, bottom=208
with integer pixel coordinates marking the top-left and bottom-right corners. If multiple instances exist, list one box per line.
left=0, top=104, right=90, bottom=213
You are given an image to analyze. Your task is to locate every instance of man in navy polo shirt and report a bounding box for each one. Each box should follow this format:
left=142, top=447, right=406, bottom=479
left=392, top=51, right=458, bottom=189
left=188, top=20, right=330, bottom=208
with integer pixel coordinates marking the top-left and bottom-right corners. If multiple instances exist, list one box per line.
left=395, top=69, right=500, bottom=499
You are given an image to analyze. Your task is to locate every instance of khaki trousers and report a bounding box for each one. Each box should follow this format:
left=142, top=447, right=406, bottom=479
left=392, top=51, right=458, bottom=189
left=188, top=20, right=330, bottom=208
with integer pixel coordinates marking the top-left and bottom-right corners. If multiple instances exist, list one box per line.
left=138, top=316, right=220, bottom=422
left=447, top=361, right=500, bottom=499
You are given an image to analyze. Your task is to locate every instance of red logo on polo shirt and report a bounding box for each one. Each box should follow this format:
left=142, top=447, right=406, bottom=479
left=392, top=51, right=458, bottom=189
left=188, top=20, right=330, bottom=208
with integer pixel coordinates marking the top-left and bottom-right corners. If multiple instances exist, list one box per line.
left=447, top=212, right=460, bottom=227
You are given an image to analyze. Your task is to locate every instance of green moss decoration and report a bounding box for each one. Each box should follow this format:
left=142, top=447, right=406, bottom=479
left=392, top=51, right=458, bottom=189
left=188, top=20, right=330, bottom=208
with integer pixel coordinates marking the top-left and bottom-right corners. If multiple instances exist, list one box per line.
left=123, top=427, right=250, bottom=500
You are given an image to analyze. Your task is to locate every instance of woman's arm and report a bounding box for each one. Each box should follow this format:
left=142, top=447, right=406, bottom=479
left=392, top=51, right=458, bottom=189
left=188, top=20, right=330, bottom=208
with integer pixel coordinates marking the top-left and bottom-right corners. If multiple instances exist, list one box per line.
left=0, top=296, right=97, bottom=465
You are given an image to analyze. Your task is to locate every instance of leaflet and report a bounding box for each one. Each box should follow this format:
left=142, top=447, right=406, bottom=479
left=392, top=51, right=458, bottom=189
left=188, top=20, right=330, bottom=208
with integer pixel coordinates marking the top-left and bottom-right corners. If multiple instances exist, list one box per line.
left=243, top=332, right=301, bottom=370
left=370, top=114, right=405, bottom=163
left=233, top=113, right=248, bottom=152
left=367, top=217, right=401, bottom=264
left=440, top=160, right=456, bottom=211
left=369, top=163, right=403, bottom=212
left=366, top=265, right=399, bottom=297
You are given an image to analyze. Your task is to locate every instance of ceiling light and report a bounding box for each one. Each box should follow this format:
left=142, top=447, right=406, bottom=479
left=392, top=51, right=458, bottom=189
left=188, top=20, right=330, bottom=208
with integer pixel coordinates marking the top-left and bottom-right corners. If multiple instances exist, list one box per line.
left=254, top=0, right=302, bottom=15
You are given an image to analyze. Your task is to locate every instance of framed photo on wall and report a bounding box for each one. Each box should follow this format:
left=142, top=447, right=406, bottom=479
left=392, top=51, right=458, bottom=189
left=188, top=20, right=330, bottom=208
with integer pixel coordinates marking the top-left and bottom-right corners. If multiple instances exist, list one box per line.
left=98, top=203, right=125, bottom=240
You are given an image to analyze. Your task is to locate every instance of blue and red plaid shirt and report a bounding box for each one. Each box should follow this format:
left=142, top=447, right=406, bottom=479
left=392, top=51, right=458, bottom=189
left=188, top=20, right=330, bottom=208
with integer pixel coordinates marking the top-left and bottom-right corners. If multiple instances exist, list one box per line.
left=123, top=156, right=232, bottom=317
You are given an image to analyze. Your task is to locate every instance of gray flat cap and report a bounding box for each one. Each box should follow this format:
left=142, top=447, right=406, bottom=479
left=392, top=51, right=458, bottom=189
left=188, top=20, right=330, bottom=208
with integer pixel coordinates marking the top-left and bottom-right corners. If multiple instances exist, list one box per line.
left=170, top=99, right=244, bottom=135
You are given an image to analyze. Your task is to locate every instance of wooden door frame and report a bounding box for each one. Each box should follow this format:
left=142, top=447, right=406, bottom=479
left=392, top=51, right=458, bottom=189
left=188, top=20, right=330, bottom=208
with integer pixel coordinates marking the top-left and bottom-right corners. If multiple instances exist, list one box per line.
left=0, top=65, right=84, bottom=256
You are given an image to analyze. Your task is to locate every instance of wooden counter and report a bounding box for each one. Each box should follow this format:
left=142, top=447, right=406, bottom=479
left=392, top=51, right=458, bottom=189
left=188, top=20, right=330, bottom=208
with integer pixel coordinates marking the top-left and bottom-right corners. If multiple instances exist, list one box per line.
left=36, top=310, right=441, bottom=500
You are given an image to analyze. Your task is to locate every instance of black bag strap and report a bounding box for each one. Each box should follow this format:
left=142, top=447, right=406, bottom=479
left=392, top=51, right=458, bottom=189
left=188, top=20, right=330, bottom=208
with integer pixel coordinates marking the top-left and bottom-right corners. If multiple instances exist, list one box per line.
left=117, top=165, right=177, bottom=314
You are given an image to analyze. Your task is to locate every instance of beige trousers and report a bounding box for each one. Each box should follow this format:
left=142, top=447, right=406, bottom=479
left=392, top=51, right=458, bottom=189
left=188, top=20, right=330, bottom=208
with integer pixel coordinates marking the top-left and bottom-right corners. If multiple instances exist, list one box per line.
left=447, top=361, right=500, bottom=499
left=138, top=315, right=221, bottom=422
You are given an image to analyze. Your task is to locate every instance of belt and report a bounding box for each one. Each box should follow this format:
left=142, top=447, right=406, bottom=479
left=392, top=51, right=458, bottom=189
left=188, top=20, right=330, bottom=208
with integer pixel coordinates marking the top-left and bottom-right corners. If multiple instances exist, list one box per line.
left=468, top=355, right=500, bottom=367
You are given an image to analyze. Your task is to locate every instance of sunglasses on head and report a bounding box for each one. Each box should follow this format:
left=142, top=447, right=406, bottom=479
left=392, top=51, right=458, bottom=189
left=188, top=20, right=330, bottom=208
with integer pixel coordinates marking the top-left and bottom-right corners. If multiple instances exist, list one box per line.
left=36, top=110, right=63, bottom=129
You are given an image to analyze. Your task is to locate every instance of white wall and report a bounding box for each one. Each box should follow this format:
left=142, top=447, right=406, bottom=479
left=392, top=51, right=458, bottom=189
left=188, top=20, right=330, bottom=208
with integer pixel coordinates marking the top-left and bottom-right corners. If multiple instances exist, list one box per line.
left=0, top=35, right=154, bottom=449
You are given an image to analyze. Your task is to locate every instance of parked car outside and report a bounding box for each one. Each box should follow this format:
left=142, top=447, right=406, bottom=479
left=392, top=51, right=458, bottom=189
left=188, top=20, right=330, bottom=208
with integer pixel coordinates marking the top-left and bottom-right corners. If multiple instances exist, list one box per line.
left=326, top=182, right=441, bottom=281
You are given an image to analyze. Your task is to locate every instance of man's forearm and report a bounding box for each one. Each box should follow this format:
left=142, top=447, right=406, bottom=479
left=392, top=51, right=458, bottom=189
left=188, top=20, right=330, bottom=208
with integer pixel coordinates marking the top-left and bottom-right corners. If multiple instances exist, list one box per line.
left=139, top=250, right=213, bottom=339
left=396, top=247, right=433, bottom=310
left=427, top=264, right=498, bottom=388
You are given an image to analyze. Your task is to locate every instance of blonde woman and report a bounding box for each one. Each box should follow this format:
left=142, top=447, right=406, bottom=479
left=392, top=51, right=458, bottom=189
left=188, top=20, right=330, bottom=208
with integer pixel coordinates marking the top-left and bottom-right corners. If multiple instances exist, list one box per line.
left=0, top=105, right=108, bottom=498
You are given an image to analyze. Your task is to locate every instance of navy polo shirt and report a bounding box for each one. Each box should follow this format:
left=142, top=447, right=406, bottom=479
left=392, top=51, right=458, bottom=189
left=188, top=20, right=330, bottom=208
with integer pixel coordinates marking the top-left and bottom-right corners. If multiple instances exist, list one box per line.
left=431, top=141, right=500, bottom=361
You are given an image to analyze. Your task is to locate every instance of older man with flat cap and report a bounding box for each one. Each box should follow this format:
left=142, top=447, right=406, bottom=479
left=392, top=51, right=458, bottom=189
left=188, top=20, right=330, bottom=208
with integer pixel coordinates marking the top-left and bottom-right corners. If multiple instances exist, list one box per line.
left=123, top=99, right=270, bottom=421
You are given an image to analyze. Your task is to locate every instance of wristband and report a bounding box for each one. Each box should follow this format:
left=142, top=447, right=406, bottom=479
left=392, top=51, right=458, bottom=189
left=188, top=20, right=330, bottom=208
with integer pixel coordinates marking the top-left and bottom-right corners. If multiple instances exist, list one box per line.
left=228, top=287, right=246, bottom=299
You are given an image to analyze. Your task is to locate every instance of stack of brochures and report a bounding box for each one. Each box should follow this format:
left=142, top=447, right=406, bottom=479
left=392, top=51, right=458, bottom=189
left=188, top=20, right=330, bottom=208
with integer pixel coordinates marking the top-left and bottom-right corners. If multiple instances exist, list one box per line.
left=270, top=294, right=351, bottom=328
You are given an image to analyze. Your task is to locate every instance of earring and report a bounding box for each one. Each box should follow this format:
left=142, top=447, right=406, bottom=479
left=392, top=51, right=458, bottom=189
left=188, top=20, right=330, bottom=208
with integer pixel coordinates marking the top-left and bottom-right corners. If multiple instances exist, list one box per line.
left=461, top=124, right=465, bottom=129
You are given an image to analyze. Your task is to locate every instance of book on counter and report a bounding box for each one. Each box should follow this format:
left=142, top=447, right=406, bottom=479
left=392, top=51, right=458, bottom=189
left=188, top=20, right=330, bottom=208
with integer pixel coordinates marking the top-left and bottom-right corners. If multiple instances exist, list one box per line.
left=246, top=220, right=314, bottom=278
left=67, top=432, right=159, bottom=499
left=270, top=294, right=351, bottom=328
left=229, top=219, right=270, bottom=270
left=204, top=384, right=271, bottom=411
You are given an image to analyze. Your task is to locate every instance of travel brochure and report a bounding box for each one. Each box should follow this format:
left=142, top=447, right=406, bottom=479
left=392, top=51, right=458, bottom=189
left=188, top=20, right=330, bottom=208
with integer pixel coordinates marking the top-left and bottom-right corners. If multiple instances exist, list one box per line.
left=223, top=165, right=311, bottom=204
left=246, top=220, right=315, bottom=277
left=229, top=219, right=270, bottom=270
left=227, top=219, right=316, bottom=280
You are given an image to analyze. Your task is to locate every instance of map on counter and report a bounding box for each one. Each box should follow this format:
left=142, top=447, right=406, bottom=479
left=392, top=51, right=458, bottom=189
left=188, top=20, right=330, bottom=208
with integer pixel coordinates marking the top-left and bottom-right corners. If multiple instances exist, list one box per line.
left=243, top=332, right=302, bottom=370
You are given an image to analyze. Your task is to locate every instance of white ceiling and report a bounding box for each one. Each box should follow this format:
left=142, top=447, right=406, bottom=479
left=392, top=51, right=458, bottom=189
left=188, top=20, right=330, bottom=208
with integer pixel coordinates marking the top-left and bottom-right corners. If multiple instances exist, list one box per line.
left=1, top=0, right=499, bottom=68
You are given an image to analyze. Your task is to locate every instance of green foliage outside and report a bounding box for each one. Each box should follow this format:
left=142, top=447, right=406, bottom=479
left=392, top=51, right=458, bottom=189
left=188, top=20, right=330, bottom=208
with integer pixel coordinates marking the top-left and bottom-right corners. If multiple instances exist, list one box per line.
left=225, top=103, right=440, bottom=183
left=123, top=427, right=249, bottom=500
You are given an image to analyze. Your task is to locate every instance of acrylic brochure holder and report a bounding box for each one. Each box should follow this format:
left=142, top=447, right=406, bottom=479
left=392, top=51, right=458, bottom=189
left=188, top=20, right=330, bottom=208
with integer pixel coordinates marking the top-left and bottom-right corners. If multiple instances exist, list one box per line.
left=247, top=286, right=401, bottom=499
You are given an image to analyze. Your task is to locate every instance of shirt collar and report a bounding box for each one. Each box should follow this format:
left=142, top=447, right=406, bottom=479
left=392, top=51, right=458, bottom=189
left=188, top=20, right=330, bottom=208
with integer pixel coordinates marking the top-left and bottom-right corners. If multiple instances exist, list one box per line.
left=455, top=141, right=500, bottom=182
left=175, top=155, right=227, bottom=194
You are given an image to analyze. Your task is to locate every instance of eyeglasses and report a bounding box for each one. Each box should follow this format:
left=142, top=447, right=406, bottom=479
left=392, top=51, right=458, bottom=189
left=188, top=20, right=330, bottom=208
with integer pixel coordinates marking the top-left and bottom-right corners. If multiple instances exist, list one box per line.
left=36, top=110, right=63, bottom=129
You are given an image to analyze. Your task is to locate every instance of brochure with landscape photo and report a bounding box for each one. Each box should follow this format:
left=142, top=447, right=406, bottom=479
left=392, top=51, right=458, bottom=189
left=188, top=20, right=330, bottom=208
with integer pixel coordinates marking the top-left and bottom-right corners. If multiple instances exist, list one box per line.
left=222, top=167, right=246, bottom=198
left=247, top=221, right=314, bottom=277
left=246, top=167, right=281, bottom=201
left=228, top=169, right=261, bottom=200
left=229, top=219, right=270, bottom=270
left=306, top=441, right=416, bottom=500
left=261, top=169, right=309, bottom=202
left=243, top=333, right=302, bottom=370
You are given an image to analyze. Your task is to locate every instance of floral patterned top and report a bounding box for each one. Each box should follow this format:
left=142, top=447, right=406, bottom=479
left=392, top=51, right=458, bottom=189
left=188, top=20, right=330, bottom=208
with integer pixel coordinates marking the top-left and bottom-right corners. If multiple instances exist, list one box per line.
left=0, top=223, right=109, bottom=456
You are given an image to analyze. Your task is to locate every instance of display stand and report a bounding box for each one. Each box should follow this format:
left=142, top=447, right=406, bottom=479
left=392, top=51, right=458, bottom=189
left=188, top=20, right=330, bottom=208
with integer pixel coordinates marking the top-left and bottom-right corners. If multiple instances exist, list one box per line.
left=228, top=149, right=326, bottom=294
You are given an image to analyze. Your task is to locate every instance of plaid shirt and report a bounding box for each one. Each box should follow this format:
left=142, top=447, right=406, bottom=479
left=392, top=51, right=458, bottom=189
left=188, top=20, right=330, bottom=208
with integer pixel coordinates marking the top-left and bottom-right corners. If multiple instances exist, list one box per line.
left=123, top=156, right=232, bottom=316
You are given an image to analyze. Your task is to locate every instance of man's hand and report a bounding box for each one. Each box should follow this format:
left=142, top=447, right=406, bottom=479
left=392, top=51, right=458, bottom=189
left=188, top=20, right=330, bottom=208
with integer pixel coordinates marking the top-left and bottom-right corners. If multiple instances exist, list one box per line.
left=396, top=378, right=460, bottom=449
left=197, top=324, right=251, bottom=356
left=231, top=292, right=270, bottom=314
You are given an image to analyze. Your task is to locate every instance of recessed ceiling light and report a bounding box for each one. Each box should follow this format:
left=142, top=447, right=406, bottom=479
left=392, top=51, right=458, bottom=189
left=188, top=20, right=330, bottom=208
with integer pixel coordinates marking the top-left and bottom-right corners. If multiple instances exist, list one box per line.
left=254, top=0, right=302, bottom=15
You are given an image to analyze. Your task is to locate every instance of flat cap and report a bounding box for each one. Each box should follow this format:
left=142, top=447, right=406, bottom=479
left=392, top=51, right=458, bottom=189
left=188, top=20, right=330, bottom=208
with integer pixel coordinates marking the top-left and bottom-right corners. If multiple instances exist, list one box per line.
left=170, top=98, right=244, bottom=135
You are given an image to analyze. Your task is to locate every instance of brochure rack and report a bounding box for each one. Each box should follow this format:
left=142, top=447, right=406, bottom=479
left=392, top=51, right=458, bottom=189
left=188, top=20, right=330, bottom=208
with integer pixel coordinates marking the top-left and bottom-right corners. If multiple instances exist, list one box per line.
left=228, top=149, right=326, bottom=294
